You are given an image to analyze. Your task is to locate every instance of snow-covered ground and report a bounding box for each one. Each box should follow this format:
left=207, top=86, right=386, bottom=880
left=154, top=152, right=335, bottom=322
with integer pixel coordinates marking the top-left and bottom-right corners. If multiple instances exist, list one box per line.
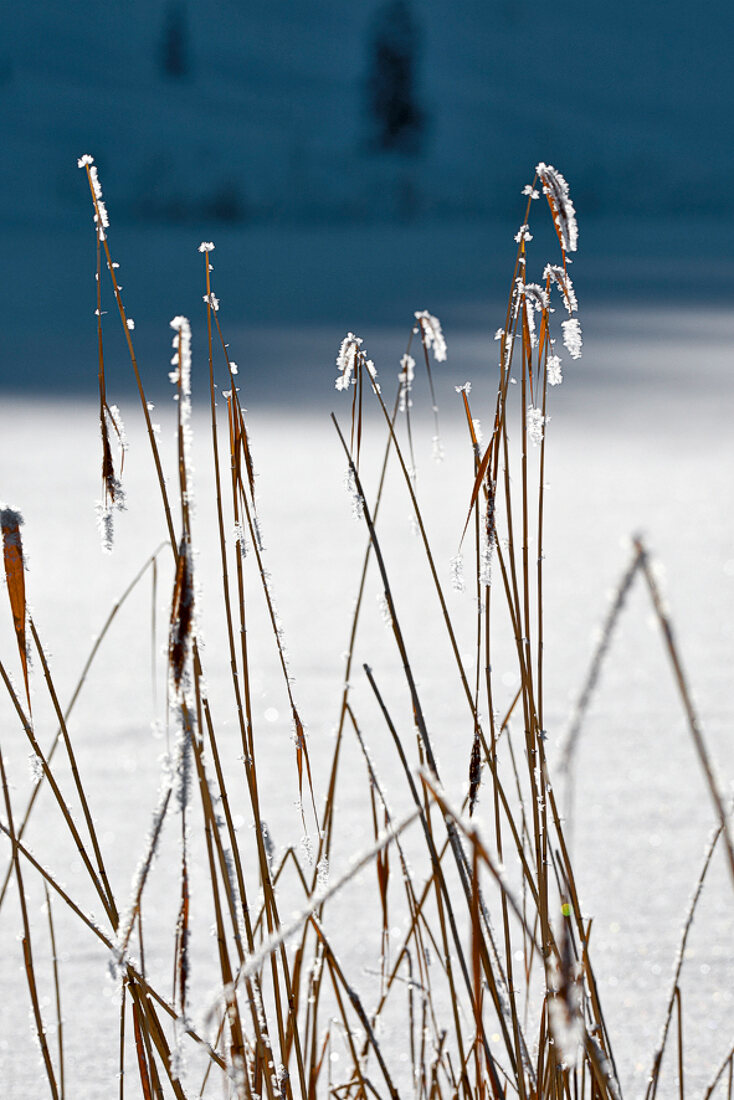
left=0, top=297, right=732, bottom=1095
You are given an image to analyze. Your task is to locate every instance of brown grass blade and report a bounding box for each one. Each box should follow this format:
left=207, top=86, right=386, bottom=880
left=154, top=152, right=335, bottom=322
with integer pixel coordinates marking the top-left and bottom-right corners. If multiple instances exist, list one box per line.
left=636, top=536, right=734, bottom=887
left=0, top=744, right=59, bottom=1099
left=169, top=536, right=194, bottom=695
left=44, top=882, right=65, bottom=1099
left=460, top=441, right=494, bottom=548
left=131, top=997, right=155, bottom=1100
left=1, top=507, right=30, bottom=713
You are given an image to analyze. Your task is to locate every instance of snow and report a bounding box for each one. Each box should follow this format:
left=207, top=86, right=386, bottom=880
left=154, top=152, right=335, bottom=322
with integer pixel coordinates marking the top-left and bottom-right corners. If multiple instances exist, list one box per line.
left=0, top=302, right=731, bottom=1094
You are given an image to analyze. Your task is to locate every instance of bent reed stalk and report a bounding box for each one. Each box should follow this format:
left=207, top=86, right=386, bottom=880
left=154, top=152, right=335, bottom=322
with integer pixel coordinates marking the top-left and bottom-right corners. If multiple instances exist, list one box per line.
left=0, top=157, right=730, bottom=1100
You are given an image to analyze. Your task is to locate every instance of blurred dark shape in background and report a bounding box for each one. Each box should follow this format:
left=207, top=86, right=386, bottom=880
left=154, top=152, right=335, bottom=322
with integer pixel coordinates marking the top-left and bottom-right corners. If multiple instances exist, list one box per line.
left=159, top=2, right=191, bottom=81
left=365, top=1, right=427, bottom=157
left=4, top=0, right=732, bottom=231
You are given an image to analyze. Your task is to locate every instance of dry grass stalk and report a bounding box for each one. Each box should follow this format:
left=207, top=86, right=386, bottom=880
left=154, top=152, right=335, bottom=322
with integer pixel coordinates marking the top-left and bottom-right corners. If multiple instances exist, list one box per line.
left=0, top=157, right=730, bottom=1100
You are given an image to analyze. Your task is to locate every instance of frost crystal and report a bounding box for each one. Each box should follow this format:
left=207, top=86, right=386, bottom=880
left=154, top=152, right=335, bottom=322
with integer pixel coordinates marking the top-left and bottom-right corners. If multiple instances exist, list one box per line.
left=203, top=292, right=219, bottom=312
left=28, top=752, right=43, bottom=786
left=450, top=554, right=465, bottom=593
left=198, top=241, right=215, bottom=253
left=536, top=162, right=578, bottom=253
left=78, top=156, right=110, bottom=240
left=414, top=311, right=447, bottom=362
left=561, top=318, right=583, bottom=360
left=169, top=317, right=195, bottom=505
left=365, top=357, right=380, bottom=392
left=316, top=856, right=329, bottom=891
left=544, top=264, right=578, bottom=314
left=335, top=332, right=362, bottom=391
left=377, top=593, right=392, bottom=627
left=126, top=318, right=135, bottom=331
left=547, top=355, right=563, bottom=386
left=0, top=505, right=24, bottom=532
left=300, top=832, right=314, bottom=866
left=260, top=821, right=275, bottom=870
left=521, top=282, right=549, bottom=313
left=96, top=495, right=125, bottom=555
left=234, top=522, right=247, bottom=559
left=170, top=317, right=192, bottom=393
left=514, top=224, right=533, bottom=244
left=480, top=483, right=496, bottom=587
left=172, top=706, right=194, bottom=814
left=454, top=381, right=471, bottom=395
left=517, top=281, right=548, bottom=348
left=548, top=984, right=584, bottom=1067
left=479, top=527, right=494, bottom=587
left=527, top=406, right=546, bottom=446
left=431, top=435, right=445, bottom=463
left=398, top=353, right=415, bottom=412
left=522, top=184, right=540, bottom=199
left=170, top=1027, right=187, bottom=1081
left=344, top=467, right=364, bottom=520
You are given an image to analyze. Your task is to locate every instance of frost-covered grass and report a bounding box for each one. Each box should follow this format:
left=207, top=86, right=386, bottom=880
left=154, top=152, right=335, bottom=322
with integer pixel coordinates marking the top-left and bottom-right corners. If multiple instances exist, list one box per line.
left=0, top=159, right=732, bottom=1100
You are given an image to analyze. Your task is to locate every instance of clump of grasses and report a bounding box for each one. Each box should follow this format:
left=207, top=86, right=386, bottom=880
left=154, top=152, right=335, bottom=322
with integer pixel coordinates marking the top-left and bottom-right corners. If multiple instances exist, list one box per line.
left=0, top=156, right=731, bottom=1100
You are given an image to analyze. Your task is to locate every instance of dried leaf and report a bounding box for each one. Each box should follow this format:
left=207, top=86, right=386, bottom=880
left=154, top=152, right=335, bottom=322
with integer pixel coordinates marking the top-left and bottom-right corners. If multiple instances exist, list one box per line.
left=169, top=537, right=194, bottom=694
left=131, top=997, right=154, bottom=1100
left=176, top=856, right=190, bottom=1016
left=468, top=729, right=481, bottom=816
left=460, top=439, right=494, bottom=547
left=1, top=508, right=30, bottom=711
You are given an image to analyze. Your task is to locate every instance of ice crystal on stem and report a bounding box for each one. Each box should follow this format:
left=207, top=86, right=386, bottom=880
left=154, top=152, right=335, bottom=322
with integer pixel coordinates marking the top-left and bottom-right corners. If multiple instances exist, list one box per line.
left=335, top=333, right=362, bottom=391
left=517, top=281, right=548, bottom=349
left=170, top=316, right=194, bottom=490
left=28, top=752, right=43, bottom=786
left=561, top=317, right=583, bottom=359
left=96, top=500, right=117, bottom=554
left=398, top=353, right=415, bottom=412
left=414, top=311, right=447, bottom=362
left=344, top=467, right=364, bottom=520
left=527, top=406, right=546, bottom=446
left=547, top=355, right=563, bottom=386
left=364, top=357, right=380, bottom=392
left=544, top=264, right=578, bottom=314
left=536, top=162, right=578, bottom=253
left=77, top=154, right=109, bottom=239
left=377, top=593, right=392, bottom=627
left=450, top=554, right=465, bottom=593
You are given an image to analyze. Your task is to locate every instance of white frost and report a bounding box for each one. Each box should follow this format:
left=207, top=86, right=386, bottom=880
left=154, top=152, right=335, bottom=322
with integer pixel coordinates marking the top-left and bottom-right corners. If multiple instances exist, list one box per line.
left=547, top=355, right=563, bottom=386
left=536, top=162, right=579, bottom=254
left=561, top=317, right=583, bottom=360
left=527, top=405, right=546, bottom=446
left=414, top=310, right=447, bottom=362
left=335, top=332, right=362, bottom=391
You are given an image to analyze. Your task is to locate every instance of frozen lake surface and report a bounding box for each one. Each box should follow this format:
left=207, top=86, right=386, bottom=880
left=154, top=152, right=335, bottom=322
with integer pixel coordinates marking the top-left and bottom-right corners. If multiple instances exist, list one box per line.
left=0, top=306, right=732, bottom=1097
